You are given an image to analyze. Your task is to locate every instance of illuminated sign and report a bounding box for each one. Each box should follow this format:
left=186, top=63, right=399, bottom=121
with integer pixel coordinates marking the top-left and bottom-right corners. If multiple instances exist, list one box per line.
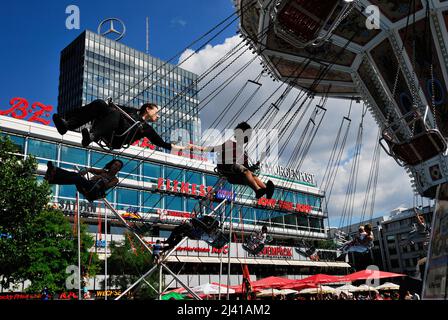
left=0, top=97, right=53, bottom=125
left=55, top=199, right=97, bottom=216
left=0, top=293, right=42, bottom=300
left=257, top=197, right=312, bottom=214
left=157, top=208, right=194, bottom=220
left=259, top=246, right=293, bottom=258
left=216, top=189, right=235, bottom=201
left=260, top=163, right=316, bottom=186
left=157, top=178, right=214, bottom=197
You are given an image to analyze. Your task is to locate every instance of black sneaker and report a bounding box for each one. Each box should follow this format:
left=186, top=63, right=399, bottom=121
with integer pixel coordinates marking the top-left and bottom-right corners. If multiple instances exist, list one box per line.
left=52, top=114, right=68, bottom=135
left=255, top=188, right=267, bottom=199
left=266, top=180, right=275, bottom=199
left=81, top=128, right=92, bottom=147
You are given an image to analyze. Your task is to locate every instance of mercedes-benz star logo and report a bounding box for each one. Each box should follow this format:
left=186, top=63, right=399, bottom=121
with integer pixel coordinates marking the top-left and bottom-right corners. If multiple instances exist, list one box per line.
left=97, top=18, right=126, bottom=41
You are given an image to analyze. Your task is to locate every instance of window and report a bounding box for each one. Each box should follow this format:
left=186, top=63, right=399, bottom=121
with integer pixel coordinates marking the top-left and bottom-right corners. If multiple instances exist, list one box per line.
left=116, top=188, right=139, bottom=210
left=206, top=175, right=219, bottom=187
left=309, top=217, right=323, bottom=232
left=142, top=192, right=161, bottom=210
left=27, top=139, right=57, bottom=163
left=166, top=167, right=184, bottom=182
left=186, top=198, right=198, bottom=213
left=2, top=134, right=25, bottom=153
left=91, top=152, right=114, bottom=169
left=164, top=195, right=184, bottom=211
left=187, top=171, right=202, bottom=186
left=390, top=259, right=399, bottom=268
left=143, top=162, right=161, bottom=179
left=60, top=146, right=87, bottom=166
left=59, top=184, right=77, bottom=198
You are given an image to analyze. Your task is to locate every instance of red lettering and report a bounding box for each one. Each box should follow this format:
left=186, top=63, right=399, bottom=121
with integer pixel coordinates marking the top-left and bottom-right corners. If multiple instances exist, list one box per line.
left=157, top=178, right=164, bottom=190
left=166, top=179, right=172, bottom=192
left=0, top=97, right=29, bottom=119
left=173, top=180, right=179, bottom=192
left=199, top=185, right=206, bottom=197
left=180, top=182, right=190, bottom=194
left=206, top=186, right=213, bottom=197
left=191, top=184, right=197, bottom=196
left=28, top=102, right=52, bottom=125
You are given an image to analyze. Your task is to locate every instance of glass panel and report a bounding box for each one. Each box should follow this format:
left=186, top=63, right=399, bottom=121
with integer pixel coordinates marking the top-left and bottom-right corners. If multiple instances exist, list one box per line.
left=297, top=215, right=309, bottom=230
left=116, top=188, right=139, bottom=210
left=142, top=191, right=161, bottom=210
left=59, top=184, right=77, bottom=198
left=91, top=152, right=113, bottom=169
left=27, top=139, right=57, bottom=163
left=1, top=134, right=25, bottom=153
left=284, top=214, right=297, bottom=229
left=166, top=167, right=184, bottom=182
left=164, top=195, right=184, bottom=211
left=60, top=146, right=88, bottom=166
left=186, top=171, right=202, bottom=185
left=206, top=175, right=219, bottom=187
left=143, top=162, right=161, bottom=179
left=186, top=198, right=197, bottom=212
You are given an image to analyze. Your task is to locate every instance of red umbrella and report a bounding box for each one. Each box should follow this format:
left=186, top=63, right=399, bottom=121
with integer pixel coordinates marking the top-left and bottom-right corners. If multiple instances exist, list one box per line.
left=250, top=276, right=296, bottom=289
left=297, top=274, right=345, bottom=284
left=279, top=282, right=318, bottom=291
left=342, top=270, right=405, bottom=282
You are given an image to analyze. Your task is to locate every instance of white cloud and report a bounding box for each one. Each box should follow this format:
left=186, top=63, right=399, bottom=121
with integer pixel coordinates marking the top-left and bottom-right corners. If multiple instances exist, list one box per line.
left=178, top=35, right=417, bottom=228
left=171, top=17, right=187, bottom=27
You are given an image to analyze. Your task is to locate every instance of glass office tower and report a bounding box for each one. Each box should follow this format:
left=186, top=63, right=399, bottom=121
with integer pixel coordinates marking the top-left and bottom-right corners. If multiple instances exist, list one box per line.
left=58, top=30, right=201, bottom=145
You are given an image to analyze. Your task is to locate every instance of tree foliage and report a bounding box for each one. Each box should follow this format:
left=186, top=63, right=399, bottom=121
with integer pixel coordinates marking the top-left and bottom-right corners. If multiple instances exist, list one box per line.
left=0, top=135, right=99, bottom=293
left=107, top=232, right=159, bottom=299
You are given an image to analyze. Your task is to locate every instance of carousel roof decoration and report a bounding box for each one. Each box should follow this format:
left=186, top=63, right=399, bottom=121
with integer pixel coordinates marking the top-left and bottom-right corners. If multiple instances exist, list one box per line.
left=237, top=0, right=448, bottom=198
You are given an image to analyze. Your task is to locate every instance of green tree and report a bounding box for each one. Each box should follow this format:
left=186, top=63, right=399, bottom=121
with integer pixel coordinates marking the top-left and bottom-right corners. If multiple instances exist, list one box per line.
left=107, top=232, right=159, bottom=299
left=0, top=135, right=99, bottom=294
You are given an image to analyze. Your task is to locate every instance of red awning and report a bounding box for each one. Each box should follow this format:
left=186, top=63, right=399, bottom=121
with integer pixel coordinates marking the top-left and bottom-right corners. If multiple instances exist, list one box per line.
left=341, top=270, right=406, bottom=282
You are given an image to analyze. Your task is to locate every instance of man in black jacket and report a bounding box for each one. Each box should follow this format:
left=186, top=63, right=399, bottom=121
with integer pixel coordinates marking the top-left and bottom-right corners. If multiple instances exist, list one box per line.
left=53, top=99, right=184, bottom=151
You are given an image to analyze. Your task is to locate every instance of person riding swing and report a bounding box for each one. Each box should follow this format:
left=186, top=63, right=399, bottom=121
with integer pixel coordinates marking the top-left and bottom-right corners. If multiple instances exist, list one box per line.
left=243, top=225, right=271, bottom=255
left=188, top=122, right=275, bottom=199
left=53, top=99, right=186, bottom=152
left=44, top=159, right=123, bottom=202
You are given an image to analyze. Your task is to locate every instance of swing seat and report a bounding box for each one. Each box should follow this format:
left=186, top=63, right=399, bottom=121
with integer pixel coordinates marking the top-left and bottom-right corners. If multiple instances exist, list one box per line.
left=381, top=129, right=447, bottom=166
left=380, top=107, right=447, bottom=167
left=340, top=241, right=373, bottom=254
left=295, top=246, right=316, bottom=258
left=189, top=216, right=229, bottom=249
left=203, top=231, right=229, bottom=249
left=78, top=183, right=106, bottom=202
left=243, top=234, right=272, bottom=255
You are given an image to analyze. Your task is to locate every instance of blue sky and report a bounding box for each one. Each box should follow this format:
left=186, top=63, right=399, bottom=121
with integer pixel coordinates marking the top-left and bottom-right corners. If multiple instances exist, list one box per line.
left=0, top=0, right=236, bottom=114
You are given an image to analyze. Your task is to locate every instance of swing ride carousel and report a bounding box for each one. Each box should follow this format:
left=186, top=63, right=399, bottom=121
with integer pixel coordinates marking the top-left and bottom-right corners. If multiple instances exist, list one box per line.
left=236, top=0, right=448, bottom=199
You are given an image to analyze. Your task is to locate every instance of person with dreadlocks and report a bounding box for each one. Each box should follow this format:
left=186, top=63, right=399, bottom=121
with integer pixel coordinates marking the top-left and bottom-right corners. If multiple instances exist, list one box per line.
left=188, top=122, right=275, bottom=199
left=53, top=99, right=187, bottom=151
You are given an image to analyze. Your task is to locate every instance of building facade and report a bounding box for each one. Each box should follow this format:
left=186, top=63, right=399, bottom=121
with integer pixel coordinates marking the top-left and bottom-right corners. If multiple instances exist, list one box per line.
left=58, top=30, right=201, bottom=145
left=0, top=116, right=350, bottom=290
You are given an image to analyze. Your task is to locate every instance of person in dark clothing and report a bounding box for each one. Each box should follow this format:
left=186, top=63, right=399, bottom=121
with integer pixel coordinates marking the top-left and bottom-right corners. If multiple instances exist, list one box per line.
left=44, top=159, right=123, bottom=202
left=189, top=122, right=274, bottom=199
left=162, top=216, right=220, bottom=252
left=53, top=99, right=186, bottom=151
